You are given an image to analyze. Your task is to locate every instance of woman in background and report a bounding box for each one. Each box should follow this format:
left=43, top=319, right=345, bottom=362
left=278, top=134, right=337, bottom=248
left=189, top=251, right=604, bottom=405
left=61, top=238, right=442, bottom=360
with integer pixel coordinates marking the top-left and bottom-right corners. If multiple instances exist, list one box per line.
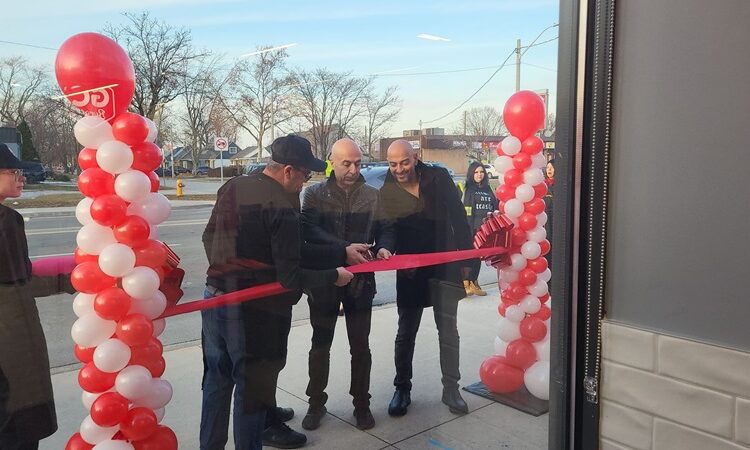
left=462, top=161, right=498, bottom=296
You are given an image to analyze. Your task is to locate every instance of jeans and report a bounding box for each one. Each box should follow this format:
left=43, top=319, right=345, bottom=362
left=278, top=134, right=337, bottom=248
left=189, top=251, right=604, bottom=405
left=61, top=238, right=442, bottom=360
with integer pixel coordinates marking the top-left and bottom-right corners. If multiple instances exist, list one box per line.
left=394, top=294, right=460, bottom=391
left=199, top=289, right=266, bottom=450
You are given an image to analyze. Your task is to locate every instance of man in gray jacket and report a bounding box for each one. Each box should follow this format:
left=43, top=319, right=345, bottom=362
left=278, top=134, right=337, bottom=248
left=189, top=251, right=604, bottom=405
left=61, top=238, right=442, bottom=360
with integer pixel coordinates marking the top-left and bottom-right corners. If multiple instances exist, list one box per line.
left=300, top=139, right=394, bottom=431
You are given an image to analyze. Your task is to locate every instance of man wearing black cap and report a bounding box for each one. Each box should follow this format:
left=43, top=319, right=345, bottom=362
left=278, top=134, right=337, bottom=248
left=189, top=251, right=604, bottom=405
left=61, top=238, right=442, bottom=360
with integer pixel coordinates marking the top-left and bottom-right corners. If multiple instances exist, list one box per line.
left=201, top=135, right=355, bottom=450
left=0, top=144, right=74, bottom=449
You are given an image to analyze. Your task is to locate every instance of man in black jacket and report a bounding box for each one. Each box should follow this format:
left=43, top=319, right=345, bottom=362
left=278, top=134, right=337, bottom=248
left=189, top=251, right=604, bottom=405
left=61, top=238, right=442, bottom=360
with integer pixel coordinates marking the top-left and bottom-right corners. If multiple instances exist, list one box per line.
left=201, top=135, right=354, bottom=450
left=379, top=140, right=473, bottom=416
left=300, top=138, right=394, bottom=431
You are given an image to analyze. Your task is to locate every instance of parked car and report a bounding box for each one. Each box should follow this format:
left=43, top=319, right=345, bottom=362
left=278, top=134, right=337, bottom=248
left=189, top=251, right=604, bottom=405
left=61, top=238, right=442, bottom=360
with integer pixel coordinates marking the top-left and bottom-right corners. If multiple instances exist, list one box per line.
left=425, top=161, right=455, bottom=177
left=361, top=166, right=389, bottom=189
left=20, top=161, right=46, bottom=184
left=484, top=163, right=500, bottom=179
left=155, top=166, right=190, bottom=177
left=245, top=163, right=267, bottom=175
left=195, top=166, right=211, bottom=176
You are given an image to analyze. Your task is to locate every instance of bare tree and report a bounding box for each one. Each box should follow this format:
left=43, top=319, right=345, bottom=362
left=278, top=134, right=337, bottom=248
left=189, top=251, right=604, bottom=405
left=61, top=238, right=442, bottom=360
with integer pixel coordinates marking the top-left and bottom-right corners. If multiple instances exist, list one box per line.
left=0, top=57, right=47, bottom=126
left=104, top=11, right=205, bottom=120
left=25, top=93, right=80, bottom=171
left=290, top=68, right=372, bottom=159
left=221, top=47, right=293, bottom=162
left=457, top=106, right=505, bottom=138
left=359, top=85, right=401, bottom=158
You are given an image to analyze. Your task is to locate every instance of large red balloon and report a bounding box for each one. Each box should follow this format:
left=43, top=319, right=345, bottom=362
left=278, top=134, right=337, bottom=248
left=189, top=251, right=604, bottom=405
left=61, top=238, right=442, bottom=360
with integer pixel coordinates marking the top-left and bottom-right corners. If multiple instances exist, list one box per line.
left=74, top=344, right=95, bottom=364
left=71, top=262, right=117, bottom=294
left=74, top=247, right=99, bottom=265
left=78, top=148, right=98, bottom=171
left=116, top=314, right=154, bottom=346
left=114, top=215, right=151, bottom=247
left=518, top=268, right=538, bottom=286
left=496, top=183, right=514, bottom=202
left=527, top=257, right=548, bottom=274
left=94, top=287, right=132, bottom=321
left=518, top=212, right=538, bottom=231
left=503, top=169, right=523, bottom=188
left=78, top=362, right=117, bottom=393
left=505, top=339, right=537, bottom=370
left=55, top=33, right=135, bottom=122
left=91, top=392, right=129, bottom=427
left=130, top=337, right=164, bottom=367
left=522, top=136, right=544, bottom=155
left=78, top=168, right=115, bottom=198
left=134, top=240, right=168, bottom=269
left=131, top=142, right=163, bottom=173
left=525, top=198, right=546, bottom=215
left=112, top=112, right=149, bottom=146
left=133, top=426, right=178, bottom=450
left=90, top=194, right=128, bottom=227
left=503, top=90, right=545, bottom=141
left=120, top=407, right=158, bottom=441
left=520, top=317, right=548, bottom=342
left=147, top=171, right=160, bottom=193
left=66, top=433, right=94, bottom=450
left=479, top=355, right=525, bottom=393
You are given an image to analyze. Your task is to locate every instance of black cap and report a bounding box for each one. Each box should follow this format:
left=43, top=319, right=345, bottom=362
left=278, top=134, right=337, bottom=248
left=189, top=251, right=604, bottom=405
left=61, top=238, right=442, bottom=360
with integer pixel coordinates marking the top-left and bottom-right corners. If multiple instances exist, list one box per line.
left=0, top=144, right=22, bottom=169
left=271, top=135, right=327, bottom=172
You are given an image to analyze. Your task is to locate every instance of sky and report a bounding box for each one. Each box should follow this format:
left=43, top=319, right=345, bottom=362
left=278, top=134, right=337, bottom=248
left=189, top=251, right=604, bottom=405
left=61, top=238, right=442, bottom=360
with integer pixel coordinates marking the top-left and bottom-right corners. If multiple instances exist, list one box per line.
left=4, top=0, right=560, bottom=147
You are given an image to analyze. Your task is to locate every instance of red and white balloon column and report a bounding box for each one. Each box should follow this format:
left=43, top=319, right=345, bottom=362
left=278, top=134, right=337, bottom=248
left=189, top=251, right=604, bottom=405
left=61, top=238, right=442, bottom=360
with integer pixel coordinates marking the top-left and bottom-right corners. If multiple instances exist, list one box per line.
left=479, top=91, right=551, bottom=400
left=56, top=33, right=178, bottom=450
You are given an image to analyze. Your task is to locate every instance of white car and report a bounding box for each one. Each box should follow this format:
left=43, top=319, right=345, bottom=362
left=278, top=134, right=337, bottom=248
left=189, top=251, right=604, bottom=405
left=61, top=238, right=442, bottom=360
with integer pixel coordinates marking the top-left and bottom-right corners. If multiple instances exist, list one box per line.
left=484, top=164, right=499, bottom=179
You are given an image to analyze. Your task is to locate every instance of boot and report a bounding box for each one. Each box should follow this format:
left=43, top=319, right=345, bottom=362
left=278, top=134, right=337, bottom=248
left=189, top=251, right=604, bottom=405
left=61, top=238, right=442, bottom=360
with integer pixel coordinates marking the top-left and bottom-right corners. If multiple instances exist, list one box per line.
left=354, top=407, right=375, bottom=430
left=442, top=388, right=469, bottom=414
left=387, top=389, right=411, bottom=416
left=262, top=422, right=307, bottom=449
left=463, top=280, right=473, bottom=296
left=301, top=404, right=327, bottom=431
left=470, top=281, right=487, bottom=296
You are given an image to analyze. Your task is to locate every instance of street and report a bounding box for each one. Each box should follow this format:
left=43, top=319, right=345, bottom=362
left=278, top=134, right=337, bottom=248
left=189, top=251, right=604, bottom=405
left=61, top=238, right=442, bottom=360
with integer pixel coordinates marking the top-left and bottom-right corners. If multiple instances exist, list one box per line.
left=27, top=204, right=498, bottom=371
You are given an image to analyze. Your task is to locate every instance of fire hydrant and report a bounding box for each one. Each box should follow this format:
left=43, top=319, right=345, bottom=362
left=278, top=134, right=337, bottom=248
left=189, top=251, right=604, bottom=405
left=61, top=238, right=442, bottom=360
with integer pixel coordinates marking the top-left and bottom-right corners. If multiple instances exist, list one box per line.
left=176, top=178, right=185, bottom=197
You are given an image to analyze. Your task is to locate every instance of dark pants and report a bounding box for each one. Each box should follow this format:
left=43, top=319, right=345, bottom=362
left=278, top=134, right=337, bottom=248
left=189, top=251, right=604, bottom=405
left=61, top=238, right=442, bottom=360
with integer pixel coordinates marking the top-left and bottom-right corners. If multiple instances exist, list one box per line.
left=394, top=295, right=460, bottom=391
left=0, top=419, right=39, bottom=450
left=467, top=257, right=481, bottom=281
left=306, top=291, right=372, bottom=409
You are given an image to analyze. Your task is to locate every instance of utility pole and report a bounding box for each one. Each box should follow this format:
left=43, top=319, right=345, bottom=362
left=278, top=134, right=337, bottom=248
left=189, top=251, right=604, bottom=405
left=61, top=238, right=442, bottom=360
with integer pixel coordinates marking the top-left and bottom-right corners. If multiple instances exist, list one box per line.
left=463, top=110, right=467, bottom=136
left=515, top=39, right=522, bottom=92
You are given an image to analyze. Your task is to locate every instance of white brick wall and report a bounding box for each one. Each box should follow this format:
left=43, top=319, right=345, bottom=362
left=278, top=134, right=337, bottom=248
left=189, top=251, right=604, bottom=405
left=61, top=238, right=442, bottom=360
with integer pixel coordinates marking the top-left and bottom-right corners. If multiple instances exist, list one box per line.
left=599, top=320, right=750, bottom=450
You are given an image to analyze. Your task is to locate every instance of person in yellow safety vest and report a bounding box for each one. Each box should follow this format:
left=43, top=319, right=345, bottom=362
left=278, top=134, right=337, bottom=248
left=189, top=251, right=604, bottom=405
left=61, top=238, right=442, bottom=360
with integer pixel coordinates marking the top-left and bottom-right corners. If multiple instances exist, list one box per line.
left=324, top=159, right=333, bottom=178
left=176, top=178, right=185, bottom=197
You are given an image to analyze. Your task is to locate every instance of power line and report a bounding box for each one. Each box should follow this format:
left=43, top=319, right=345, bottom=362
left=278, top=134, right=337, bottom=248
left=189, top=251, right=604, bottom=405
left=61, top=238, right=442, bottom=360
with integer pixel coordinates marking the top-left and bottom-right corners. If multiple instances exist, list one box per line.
left=0, top=39, right=58, bottom=51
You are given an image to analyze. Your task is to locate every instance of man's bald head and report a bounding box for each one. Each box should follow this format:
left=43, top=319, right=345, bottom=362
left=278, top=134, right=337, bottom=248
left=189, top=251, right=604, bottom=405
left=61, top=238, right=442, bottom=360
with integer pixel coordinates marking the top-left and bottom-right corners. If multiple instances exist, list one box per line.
left=386, top=139, right=419, bottom=184
left=330, top=138, right=363, bottom=189
left=386, top=139, right=417, bottom=160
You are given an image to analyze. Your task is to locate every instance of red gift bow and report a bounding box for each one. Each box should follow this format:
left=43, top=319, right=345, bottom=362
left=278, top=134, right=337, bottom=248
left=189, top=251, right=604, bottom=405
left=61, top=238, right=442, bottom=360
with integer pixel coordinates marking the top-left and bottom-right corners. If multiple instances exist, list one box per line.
left=472, top=211, right=514, bottom=268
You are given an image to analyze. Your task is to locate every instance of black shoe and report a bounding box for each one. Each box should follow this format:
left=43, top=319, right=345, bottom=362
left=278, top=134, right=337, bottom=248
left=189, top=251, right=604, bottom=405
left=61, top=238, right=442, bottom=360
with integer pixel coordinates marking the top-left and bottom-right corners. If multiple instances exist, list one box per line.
left=262, top=422, right=307, bottom=449
left=387, top=389, right=411, bottom=416
left=442, top=388, right=468, bottom=414
left=354, top=407, right=375, bottom=430
left=301, top=405, right=327, bottom=431
left=274, top=406, right=295, bottom=422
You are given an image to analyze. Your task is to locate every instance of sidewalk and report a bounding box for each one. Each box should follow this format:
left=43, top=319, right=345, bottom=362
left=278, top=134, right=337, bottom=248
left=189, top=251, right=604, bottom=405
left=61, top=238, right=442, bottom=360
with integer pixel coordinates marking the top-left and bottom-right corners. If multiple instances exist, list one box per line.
left=43, top=282, right=548, bottom=450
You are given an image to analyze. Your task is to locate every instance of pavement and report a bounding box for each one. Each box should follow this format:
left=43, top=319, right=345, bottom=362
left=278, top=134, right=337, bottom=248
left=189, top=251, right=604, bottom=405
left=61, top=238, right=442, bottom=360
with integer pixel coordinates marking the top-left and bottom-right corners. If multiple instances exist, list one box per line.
left=41, top=281, right=548, bottom=450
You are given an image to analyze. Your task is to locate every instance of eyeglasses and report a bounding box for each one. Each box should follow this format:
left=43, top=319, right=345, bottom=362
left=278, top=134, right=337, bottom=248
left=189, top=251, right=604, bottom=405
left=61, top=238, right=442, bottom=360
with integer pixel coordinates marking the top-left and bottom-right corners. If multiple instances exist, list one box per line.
left=292, top=166, right=313, bottom=181
left=0, top=169, right=24, bottom=180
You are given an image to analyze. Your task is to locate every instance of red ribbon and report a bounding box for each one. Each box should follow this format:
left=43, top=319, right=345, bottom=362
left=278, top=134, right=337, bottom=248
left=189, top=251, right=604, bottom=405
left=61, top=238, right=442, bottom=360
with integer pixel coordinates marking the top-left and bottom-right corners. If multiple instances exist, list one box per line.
left=160, top=246, right=507, bottom=318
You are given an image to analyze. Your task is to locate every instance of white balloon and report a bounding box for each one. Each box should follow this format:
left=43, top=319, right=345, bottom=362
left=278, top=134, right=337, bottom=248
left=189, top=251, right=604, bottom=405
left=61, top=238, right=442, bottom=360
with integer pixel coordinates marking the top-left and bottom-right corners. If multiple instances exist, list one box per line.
left=74, top=116, right=115, bottom=149
left=524, top=361, right=550, bottom=400
left=537, top=212, right=548, bottom=227
left=500, top=136, right=522, bottom=156
left=71, top=314, right=117, bottom=348
left=503, top=199, right=524, bottom=218
left=93, top=440, right=135, bottom=450
left=80, top=414, right=118, bottom=445
left=93, top=338, right=132, bottom=373
left=505, top=304, right=525, bottom=322
left=515, top=184, right=534, bottom=203
left=534, top=336, right=551, bottom=362
left=115, top=365, right=153, bottom=401
left=540, top=268, right=552, bottom=283
left=152, top=318, right=166, bottom=337
left=520, top=295, right=542, bottom=314
left=73, top=293, right=96, bottom=318
left=523, top=168, right=545, bottom=186
left=493, top=336, right=508, bottom=356
left=521, top=241, right=542, bottom=260
left=77, top=223, right=117, bottom=255
left=98, top=243, right=136, bottom=278
left=497, top=317, right=521, bottom=342
left=76, top=197, right=95, bottom=226
left=128, top=193, right=171, bottom=225
left=97, top=141, right=134, bottom=175
left=154, top=407, right=166, bottom=423
left=115, top=170, right=152, bottom=203
left=129, top=291, right=167, bottom=320
left=144, top=117, right=158, bottom=143
left=531, top=153, right=547, bottom=169
left=493, top=155, right=513, bottom=173
left=134, top=379, right=172, bottom=409
left=510, top=253, right=527, bottom=271
left=122, top=267, right=160, bottom=300
left=528, top=279, right=549, bottom=297
left=499, top=267, right=518, bottom=283
left=527, top=226, right=547, bottom=243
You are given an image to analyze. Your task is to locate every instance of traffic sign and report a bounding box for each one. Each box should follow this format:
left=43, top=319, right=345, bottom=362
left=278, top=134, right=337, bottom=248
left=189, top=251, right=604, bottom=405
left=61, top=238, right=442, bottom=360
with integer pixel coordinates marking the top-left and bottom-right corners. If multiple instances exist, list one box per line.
left=214, top=137, right=228, bottom=151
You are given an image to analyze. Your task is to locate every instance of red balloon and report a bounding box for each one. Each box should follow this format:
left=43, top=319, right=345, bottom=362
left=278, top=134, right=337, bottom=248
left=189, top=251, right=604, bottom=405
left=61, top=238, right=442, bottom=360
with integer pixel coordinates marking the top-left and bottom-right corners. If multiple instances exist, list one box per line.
left=496, top=183, right=514, bottom=202
left=521, top=136, right=544, bottom=155
left=505, top=339, right=538, bottom=370
left=134, top=240, right=168, bottom=269
left=133, top=426, right=178, bottom=450
left=78, top=148, right=98, bottom=171
left=527, top=257, right=548, bottom=274
left=78, top=362, right=117, bottom=393
left=479, top=355, right=525, bottom=393
left=507, top=282, right=527, bottom=300
left=533, top=182, right=548, bottom=198
left=539, top=239, right=551, bottom=256
left=116, top=314, right=154, bottom=346
left=131, top=142, right=163, bottom=172
left=525, top=198, right=546, bottom=215
left=114, top=215, right=151, bottom=247
left=501, top=293, right=521, bottom=306
left=120, top=407, right=158, bottom=441
left=74, top=247, right=99, bottom=265
left=503, top=169, right=523, bottom=188
left=112, top=112, right=149, bottom=146
left=498, top=302, right=507, bottom=317
left=90, top=194, right=128, bottom=227
left=534, top=305, right=551, bottom=321
left=503, top=90, right=545, bottom=141
left=71, top=262, right=117, bottom=294
left=539, top=293, right=550, bottom=303
left=518, top=268, right=538, bottom=286
left=94, top=287, right=132, bottom=321
left=130, top=337, right=163, bottom=366
left=510, top=228, right=527, bottom=246
left=520, top=317, right=548, bottom=342
left=495, top=145, right=505, bottom=157
left=512, top=153, right=532, bottom=170
left=74, top=344, right=95, bottom=363
left=147, top=171, right=160, bottom=193
left=518, top=212, right=538, bottom=231
left=143, top=356, right=166, bottom=378
left=91, top=392, right=129, bottom=427
left=55, top=33, right=135, bottom=121
left=78, top=168, right=115, bottom=198
left=66, top=433, right=94, bottom=450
